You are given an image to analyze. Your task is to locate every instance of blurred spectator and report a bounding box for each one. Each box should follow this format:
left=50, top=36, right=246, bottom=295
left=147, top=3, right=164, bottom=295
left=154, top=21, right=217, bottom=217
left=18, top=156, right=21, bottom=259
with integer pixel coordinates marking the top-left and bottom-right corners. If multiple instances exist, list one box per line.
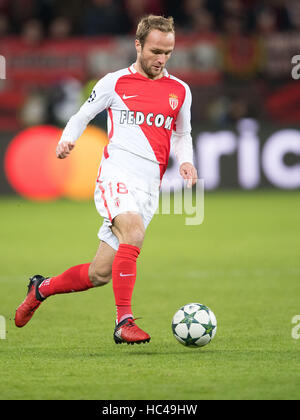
left=224, top=0, right=244, bottom=16
left=47, top=78, right=83, bottom=126
left=239, top=0, right=259, bottom=8
left=35, top=0, right=56, bottom=30
left=146, top=0, right=165, bottom=15
left=223, top=14, right=245, bottom=36
left=177, top=0, right=206, bottom=33
left=192, top=9, right=215, bottom=35
left=49, top=16, right=72, bottom=39
left=0, top=13, right=10, bottom=37
left=20, top=89, right=48, bottom=126
left=255, top=7, right=278, bottom=36
left=82, top=0, right=124, bottom=36
left=21, top=19, right=44, bottom=46
left=221, top=0, right=248, bottom=35
left=0, top=0, right=298, bottom=39
left=164, top=0, right=183, bottom=25
left=204, top=0, right=223, bottom=29
left=286, top=0, right=300, bottom=31
left=184, top=0, right=206, bottom=14
left=227, top=95, right=249, bottom=123
left=8, top=0, right=37, bottom=34
left=207, top=94, right=251, bottom=126
left=273, top=0, right=291, bottom=31
left=0, top=0, right=10, bottom=14
left=122, top=0, right=148, bottom=34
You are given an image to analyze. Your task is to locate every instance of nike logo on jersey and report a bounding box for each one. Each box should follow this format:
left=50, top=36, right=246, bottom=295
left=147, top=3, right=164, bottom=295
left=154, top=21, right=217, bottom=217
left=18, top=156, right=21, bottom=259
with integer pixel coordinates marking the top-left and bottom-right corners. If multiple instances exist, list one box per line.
left=120, top=273, right=135, bottom=277
left=122, top=94, right=139, bottom=100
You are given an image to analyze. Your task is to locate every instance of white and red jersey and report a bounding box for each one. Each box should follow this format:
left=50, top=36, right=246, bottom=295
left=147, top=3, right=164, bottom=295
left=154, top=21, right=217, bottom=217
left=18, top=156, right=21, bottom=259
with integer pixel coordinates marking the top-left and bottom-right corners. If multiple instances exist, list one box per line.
left=59, top=63, right=193, bottom=179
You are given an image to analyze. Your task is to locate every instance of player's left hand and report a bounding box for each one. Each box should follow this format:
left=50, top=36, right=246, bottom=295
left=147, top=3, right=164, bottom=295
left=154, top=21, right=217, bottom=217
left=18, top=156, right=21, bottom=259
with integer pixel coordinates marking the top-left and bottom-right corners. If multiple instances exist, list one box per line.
left=179, top=162, right=198, bottom=188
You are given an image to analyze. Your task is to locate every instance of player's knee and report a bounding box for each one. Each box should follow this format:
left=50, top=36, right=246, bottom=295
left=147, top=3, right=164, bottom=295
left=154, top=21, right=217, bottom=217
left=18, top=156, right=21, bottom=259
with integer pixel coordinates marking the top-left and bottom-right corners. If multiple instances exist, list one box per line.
left=112, top=213, right=145, bottom=249
left=88, top=265, right=111, bottom=287
left=122, top=226, right=145, bottom=249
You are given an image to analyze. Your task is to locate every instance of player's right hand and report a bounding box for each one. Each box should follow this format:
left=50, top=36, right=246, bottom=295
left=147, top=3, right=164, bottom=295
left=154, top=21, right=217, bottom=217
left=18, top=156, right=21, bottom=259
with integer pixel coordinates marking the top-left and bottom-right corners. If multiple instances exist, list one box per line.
left=56, top=141, right=75, bottom=159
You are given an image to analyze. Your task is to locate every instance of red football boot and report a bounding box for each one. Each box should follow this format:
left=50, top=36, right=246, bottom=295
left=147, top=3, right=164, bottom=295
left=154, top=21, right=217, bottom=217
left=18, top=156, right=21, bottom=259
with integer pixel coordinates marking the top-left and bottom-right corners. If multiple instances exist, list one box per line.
left=113, top=317, right=151, bottom=345
left=15, top=275, right=46, bottom=328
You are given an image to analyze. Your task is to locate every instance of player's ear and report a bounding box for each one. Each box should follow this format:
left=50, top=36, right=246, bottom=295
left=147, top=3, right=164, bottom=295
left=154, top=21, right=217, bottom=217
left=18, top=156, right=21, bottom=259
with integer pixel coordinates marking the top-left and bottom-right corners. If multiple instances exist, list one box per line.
left=135, top=39, right=142, bottom=54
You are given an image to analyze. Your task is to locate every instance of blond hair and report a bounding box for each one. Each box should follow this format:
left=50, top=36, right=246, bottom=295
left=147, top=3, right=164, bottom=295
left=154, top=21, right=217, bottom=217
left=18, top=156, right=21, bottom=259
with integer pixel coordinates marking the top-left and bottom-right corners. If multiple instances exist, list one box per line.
left=136, top=15, right=175, bottom=48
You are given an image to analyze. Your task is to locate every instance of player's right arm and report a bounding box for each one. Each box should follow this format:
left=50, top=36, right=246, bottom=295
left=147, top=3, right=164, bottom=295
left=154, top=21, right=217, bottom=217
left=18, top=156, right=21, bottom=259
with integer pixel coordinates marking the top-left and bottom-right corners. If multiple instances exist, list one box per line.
left=56, top=73, right=114, bottom=159
left=56, top=141, right=75, bottom=159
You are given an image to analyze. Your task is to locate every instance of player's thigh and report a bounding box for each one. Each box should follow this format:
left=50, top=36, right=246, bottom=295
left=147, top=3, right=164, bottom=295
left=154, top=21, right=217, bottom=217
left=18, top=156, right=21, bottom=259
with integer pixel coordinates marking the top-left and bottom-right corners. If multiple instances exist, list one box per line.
left=89, top=241, right=116, bottom=286
left=112, top=212, right=145, bottom=248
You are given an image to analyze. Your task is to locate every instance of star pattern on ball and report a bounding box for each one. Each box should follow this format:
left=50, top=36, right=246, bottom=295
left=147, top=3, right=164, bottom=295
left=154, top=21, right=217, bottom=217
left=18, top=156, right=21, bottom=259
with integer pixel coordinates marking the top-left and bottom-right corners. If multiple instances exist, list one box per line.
left=200, top=320, right=216, bottom=337
left=179, top=311, right=200, bottom=328
left=197, top=304, right=210, bottom=315
left=184, top=335, right=200, bottom=346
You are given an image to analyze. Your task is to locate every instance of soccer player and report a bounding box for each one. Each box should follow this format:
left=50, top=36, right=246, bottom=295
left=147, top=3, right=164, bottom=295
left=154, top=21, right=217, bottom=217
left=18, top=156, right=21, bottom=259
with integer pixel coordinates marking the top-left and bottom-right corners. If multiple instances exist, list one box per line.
left=15, top=15, right=198, bottom=344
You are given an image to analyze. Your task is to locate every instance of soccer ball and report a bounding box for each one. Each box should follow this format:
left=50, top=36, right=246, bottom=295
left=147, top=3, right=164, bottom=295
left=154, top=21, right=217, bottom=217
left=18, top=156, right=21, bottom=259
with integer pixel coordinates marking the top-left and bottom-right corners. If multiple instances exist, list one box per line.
left=172, top=303, right=217, bottom=347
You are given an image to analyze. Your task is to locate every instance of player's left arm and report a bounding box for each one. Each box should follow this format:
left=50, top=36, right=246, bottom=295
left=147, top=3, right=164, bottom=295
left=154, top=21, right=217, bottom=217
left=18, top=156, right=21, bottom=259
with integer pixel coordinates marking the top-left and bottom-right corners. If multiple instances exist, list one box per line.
left=171, top=83, right=198, bottom=188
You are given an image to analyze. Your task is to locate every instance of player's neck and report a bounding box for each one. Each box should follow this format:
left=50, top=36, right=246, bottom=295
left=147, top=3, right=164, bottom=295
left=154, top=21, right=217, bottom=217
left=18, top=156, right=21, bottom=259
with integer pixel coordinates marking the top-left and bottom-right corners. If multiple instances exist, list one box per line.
left=133, top=62, right=164, bottom=81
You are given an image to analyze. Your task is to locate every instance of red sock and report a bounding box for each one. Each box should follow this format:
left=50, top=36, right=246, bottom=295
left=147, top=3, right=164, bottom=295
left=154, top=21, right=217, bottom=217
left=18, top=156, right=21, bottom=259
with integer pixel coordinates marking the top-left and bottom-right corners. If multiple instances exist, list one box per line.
left=112, top=244, right=140, bottom=324
left=38, top=263, right=93, bottom=298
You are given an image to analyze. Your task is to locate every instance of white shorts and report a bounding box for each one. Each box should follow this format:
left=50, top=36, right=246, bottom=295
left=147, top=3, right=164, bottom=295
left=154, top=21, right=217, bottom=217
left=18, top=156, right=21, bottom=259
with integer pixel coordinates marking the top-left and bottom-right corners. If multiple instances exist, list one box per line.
left=94, top=145, right=161, bottom=250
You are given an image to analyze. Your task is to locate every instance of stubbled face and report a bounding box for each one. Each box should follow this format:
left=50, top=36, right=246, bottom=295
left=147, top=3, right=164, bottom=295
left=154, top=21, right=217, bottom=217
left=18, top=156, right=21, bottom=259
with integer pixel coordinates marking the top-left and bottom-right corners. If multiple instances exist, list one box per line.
left=135, top=29, right=175, bottom=80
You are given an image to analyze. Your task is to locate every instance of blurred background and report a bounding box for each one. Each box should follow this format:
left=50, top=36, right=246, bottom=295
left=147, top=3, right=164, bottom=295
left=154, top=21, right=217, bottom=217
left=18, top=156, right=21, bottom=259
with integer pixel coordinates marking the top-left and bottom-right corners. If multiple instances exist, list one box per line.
left=1, top=0, right=300, bottom=199
left=1, top=2, right=300, bottom=402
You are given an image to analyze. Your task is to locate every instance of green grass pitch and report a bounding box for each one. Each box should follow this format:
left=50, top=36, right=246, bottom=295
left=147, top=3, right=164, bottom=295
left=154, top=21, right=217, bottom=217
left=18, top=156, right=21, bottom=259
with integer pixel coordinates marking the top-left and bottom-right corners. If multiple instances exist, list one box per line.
left=0, top=191, right=300, bottom=400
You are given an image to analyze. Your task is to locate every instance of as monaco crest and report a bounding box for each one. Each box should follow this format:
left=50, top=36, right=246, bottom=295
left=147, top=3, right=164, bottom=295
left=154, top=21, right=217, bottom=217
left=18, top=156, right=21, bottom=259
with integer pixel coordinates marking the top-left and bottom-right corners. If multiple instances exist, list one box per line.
left=169, top=93, right=178, bottom=110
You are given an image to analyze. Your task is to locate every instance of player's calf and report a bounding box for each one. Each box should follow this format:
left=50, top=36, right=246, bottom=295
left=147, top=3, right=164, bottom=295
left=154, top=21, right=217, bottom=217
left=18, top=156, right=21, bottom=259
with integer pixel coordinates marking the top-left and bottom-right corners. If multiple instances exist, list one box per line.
left=89, top=241, right=116, bottom=286
left=88, top=265, right=112, bottom=287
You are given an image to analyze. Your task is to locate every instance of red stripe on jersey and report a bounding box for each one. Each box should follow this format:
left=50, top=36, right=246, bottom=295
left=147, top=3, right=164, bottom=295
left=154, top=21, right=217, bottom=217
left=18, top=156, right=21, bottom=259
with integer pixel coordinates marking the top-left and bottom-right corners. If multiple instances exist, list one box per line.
left=96, top=165, right=102, bottom=183
left=108, top=107, right=114, bottom=140
left=103, top=145, right=109, bottom=159
left=98, top=182, right=112, bottom=222
left=115, top=73, right=186, bottom=178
